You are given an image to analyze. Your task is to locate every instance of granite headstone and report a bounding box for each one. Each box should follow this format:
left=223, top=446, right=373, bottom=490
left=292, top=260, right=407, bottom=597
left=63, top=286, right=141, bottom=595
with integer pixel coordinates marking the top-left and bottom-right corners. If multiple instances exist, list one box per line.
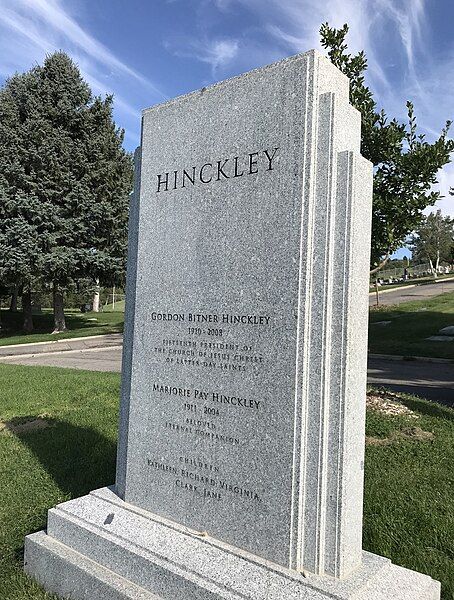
left=24, top=50, right=441, bottom=600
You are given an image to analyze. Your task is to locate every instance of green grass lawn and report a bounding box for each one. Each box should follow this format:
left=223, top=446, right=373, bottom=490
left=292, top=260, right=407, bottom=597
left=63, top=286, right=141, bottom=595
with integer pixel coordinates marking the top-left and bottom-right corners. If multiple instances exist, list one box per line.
left=0, top=364, right=453, bottom=598
left=0, top=364, right=119, bottom=599
left=103, top=299, right=125, bottom=312
left=369, top=291, right=454, bottom=359
left=0, top=309, right=124, bottom=347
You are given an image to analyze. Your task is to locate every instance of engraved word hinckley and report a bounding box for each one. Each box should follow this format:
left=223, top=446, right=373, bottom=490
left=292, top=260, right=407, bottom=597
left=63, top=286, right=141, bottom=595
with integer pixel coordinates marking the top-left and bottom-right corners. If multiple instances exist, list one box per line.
left=156, top=147, right=279, bottom=193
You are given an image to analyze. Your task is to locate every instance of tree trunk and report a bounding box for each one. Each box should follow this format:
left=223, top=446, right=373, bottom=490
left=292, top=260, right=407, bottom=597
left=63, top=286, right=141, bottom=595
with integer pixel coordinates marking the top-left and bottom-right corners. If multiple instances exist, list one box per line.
left=52, top=285, right=67, bottom=333
left=10, top=285, right=18, bottom=311
left=92, top=279, right=100, bottom=312
left=22, top=288, right=34, bottom=333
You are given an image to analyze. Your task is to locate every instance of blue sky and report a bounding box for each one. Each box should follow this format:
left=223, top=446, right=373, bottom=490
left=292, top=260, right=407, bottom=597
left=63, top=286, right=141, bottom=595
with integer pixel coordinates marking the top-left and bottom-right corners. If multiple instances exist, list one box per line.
left=0, top=0, right=453, bottom=229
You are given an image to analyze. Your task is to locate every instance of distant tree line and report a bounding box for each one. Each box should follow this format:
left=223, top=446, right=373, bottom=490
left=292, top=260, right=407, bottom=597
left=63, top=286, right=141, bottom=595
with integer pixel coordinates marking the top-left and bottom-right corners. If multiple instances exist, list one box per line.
left=0, top=52, right=133, bottom=334
left=410, top=210, right=454, bottom=273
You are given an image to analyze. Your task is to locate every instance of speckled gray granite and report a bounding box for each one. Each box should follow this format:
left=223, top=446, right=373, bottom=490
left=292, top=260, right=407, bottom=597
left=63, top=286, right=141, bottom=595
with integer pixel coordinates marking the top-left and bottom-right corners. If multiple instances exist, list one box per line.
left=25, top=488, right=440, bottom=599
left=118, top=47, right=371, bottom=579
left=24, top=49, right=441, bottom=599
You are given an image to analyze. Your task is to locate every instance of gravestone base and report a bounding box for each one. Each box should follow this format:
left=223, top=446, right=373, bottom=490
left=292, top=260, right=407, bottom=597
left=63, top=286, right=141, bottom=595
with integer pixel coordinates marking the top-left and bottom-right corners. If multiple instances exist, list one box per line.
left=25, top=487, right=440, bottom=600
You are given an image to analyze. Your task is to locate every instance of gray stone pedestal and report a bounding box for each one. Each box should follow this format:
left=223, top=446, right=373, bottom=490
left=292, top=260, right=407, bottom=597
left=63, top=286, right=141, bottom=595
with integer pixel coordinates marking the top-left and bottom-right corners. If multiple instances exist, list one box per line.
left=25, top=487, right=440, bottom=600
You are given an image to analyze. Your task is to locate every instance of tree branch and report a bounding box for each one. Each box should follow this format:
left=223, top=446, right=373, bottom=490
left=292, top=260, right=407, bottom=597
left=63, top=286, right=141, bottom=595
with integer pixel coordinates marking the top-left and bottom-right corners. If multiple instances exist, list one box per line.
left=370, top=252, right=391, bottom=275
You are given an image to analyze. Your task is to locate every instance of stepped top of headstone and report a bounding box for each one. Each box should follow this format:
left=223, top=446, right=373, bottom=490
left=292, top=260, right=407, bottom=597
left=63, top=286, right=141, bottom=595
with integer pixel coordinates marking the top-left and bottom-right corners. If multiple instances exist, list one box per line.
left=142, top=49, right=350, bottom=114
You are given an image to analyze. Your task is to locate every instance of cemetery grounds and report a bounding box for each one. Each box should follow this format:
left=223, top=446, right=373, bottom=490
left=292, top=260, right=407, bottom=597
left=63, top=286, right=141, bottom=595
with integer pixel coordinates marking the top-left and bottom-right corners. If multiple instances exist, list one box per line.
left=0, top=362, right=452, bottom=598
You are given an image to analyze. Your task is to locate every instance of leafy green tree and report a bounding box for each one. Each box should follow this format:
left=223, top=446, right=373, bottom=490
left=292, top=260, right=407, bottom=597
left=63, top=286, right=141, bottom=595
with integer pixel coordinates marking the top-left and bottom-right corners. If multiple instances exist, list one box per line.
left=320, top=23, right=454, bottom=273
left=0, top=52, right=133, bottom=332
left=409, top=210, right=454, bottom=273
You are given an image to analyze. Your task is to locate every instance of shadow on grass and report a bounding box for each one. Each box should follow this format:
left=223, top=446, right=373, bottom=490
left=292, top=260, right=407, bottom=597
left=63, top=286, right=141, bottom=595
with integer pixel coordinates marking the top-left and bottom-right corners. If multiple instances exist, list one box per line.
left=6, top=415, right=117, bottom=498
left=1, top=311, right=110, bottom=336
left=399, top=396, right=454, bottom=423
left=4, top=416, right=117, bottom=567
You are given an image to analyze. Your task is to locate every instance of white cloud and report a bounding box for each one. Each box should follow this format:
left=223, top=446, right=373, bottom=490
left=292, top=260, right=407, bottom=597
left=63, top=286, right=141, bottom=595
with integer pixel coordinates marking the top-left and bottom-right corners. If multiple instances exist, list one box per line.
left=12, top=0, right=166, bottom=98
left=375, top=0, right=425, bottom=71
left=0, top=7, right=54, bottom=55
left=213, top=0, right=234, bottom=12
left=167, top=37, right=239, bottom=74
left=429, top=162, right=454, bottom=217
left=0, top=0, right=167, bottom=148
left=202, top=39, right=239, bottom=71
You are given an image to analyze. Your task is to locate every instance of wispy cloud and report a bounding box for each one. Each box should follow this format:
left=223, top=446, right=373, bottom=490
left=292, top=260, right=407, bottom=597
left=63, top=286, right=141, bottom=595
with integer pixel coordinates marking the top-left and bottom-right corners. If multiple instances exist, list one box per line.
left=196, top=38, right=239, bottom=73
left=0, top=0, right=167, bottom=147
left=375, top=0, right=425, bottom=71
left=166, top=36, right=239, bottom=75
left=7, top=0, right=166, bottom=98
left=213, top=0, right=234, bottom=12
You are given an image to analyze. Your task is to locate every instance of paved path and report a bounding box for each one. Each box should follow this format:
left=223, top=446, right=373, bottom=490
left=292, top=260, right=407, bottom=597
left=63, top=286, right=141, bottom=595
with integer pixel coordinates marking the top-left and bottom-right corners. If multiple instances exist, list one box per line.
left=367, top=357, right=454, bottom=407
left=0, top=333, right=122, bottom=357
left=0, top=345, right=123, bottom=372
left=1, top=345, right=453, bottom=407
left=369, top=280, right=454, bottom=306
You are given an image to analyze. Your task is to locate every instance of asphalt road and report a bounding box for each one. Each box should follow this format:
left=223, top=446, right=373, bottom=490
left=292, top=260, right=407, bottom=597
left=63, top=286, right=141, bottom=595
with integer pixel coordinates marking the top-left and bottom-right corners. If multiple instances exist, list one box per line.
left=0, top=345, right=123, bottom=372
left=369, top=280, right=454, bottom=306
left=1, top=346, right=453, bottom=408
left=367, top=357, right=454, bottom=407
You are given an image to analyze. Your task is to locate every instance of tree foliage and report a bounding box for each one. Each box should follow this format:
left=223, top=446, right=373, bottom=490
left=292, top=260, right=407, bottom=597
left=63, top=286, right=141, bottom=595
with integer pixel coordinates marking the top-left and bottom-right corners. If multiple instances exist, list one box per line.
left=0, top=70, right=43, bottom=294
left=320, top=23, right=454, bottom=272
left=409, top=210, right=454, bottom=272
left=0, top=52, right=133, bottom=332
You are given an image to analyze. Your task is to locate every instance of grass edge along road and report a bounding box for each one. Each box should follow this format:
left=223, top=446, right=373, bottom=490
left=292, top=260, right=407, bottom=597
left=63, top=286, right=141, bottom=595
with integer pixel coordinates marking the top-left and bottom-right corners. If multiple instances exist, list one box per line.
left=0, top=364, right=453, bottom=599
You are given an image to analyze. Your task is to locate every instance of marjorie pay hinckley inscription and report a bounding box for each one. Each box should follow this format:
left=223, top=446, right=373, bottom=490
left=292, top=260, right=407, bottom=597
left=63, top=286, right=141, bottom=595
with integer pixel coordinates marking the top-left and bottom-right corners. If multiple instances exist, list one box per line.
left=156, top=147, right=279, bottom=192
left=152, top=381, right=261, bottom=454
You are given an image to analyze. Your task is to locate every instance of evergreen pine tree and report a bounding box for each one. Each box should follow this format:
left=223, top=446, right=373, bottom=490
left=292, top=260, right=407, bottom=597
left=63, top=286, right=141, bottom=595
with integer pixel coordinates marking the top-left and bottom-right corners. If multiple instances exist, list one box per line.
left=0, top=52, right=133, bottom=332
left=0, top=70, right=45, bottom=332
